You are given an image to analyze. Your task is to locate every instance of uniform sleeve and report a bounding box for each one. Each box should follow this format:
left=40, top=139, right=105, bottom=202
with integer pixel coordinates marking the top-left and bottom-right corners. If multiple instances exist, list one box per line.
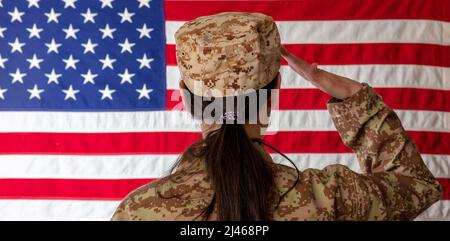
left=313, top=83, right=442, bottom=220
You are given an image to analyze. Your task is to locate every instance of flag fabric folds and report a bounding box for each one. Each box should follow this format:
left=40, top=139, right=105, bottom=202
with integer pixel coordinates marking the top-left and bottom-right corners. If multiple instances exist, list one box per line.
left=0, top=0, right=448, bottom=220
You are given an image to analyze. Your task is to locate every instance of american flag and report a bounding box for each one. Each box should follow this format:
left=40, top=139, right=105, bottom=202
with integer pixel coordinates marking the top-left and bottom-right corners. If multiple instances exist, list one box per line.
left=0, top=0, right=448, bottom=220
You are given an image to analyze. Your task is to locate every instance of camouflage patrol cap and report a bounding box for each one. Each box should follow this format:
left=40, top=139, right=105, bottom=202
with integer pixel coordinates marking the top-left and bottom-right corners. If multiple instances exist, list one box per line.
left=175, top=12, right=281, bottom=97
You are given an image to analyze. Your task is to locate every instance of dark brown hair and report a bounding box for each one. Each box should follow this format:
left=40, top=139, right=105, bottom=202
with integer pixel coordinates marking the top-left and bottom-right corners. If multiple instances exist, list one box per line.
left=162, top=74, right=299, bottom=221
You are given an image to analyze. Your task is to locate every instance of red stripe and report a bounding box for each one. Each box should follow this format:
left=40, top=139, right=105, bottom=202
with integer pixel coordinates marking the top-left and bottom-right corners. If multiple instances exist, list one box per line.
left=165, top=0, right=450, bottom=21
left=438, top=178, right=450, bottom=200
left=0, top=178, right=154, bottom=200
left=0, top=177, right=448, bottom=200
left=0, top=132, right=202, bottom=155
left=166, top=44, right=450, bottom=67
left=281, top=44, right=450, bottom=67
left=0, top=131, right=447, bottom=155
left=166, top=89, right=450, bottom=112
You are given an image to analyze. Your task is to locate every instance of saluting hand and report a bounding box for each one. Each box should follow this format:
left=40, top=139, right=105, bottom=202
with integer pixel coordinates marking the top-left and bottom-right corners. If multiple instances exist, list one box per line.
left=281, top=46, right=362, bottom=100
left=280, top=46, right=320, bottom=82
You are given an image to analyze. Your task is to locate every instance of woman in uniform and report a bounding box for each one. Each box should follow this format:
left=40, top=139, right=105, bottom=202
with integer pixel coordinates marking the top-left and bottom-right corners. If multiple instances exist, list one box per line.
left=112, top=12, right=442, bottom=221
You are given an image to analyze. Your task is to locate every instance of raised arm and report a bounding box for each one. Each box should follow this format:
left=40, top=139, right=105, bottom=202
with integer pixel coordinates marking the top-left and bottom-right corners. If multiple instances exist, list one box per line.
left=281, top=46, right=442, bottom=220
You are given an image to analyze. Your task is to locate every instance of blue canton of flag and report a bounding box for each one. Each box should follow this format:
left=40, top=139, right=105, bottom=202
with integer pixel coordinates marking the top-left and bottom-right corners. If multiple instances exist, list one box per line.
left=0, top=0, right=166, bottom=110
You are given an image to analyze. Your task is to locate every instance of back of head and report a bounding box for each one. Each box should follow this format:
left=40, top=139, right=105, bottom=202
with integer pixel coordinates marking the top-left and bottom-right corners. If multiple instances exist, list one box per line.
left=173, top=12, right=282, bottom=221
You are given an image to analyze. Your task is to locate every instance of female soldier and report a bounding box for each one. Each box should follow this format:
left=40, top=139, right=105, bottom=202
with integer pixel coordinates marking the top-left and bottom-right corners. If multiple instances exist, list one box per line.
left=112, top=12, right=442, bottom=221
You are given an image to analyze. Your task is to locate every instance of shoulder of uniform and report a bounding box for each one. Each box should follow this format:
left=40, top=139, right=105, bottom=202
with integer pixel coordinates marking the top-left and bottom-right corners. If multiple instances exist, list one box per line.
left=113, top=170, right=211, bottom=220
left=116, top=176, right=169, bottom=210
left=111, top=175, right=182, bottom=220
left=273, top=162, right=355, bottom=183
left=272, top=162, right=298, bottom=178
left=120, top=169, right=211, bottom=205
left=271, top=163, right=303, bottom=194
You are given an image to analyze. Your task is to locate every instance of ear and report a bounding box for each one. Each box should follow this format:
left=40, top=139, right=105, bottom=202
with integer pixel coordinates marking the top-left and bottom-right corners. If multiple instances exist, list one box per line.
left=179, top=79, right=187, bottom=89
left=275, top=72, right=281, bottom=90
left=179, top=79, right=189, bottom=111
left=267, top=72, right=281, bottom=109
left=260, top=72, right=281, bottom=127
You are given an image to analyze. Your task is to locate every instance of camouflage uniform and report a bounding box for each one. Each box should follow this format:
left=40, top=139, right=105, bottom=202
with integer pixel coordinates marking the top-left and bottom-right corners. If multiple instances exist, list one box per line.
left=112, top=83, right=442, bottom=220
left=111, top=12, right=442, bottom=220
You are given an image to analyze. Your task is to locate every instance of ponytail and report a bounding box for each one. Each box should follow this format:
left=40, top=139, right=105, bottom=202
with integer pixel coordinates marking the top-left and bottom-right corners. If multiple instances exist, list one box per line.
left=196, top=123, right=276, bottom=220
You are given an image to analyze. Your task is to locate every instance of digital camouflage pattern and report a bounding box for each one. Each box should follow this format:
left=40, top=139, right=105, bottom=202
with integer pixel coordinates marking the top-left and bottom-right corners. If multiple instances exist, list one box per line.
left=111, top=83, right=442, bottom=221
left=174, top=12, right=281, bottom=97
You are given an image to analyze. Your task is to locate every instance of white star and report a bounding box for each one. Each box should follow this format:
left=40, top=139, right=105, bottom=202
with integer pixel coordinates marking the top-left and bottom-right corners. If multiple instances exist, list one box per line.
left=137, top=23, right=154, bottom=39
left=62, top=85, right=80, bottom=100
left=118, top=68, right=135, bottom=84
left=81, top=38, right=98, bottom=54
left=62, top=55, right=79, bottom=70
left=118, top=38, right=135, bottom=53
left=137, top=53, right=154, bottom=69
left=8, top=7, right=25, bottom=23
left=26, top=23, right=43, bottom=39
left=137, top=0, right=151, bottom=8
left=99, top=85, right=116, bottom=100
left=8, top=38, right=25, bottom=53
left=62, top=0, right=77, bottom=9
left=0, top=0, right=3, bottom=7
left=81, top=69, right=97, bottom=84
left=27, top=84, right=44, bottom=100
left=26, top=54, right=44, bottom=69
left=0, top=87, right=7, bottom=100
left=45, top=38, right=62, bottom=54
left=27, top=0, right=40, bottom=8
left=136, top=84, right=153, bottom=100
left=99, top=24, right=116, bottom=39
left=99, top=54, right=116, bottom=70
left=100, top=0, right=114, bottom=8
left=0, top=26, right=6, bottom=38
left=0, top=54, right=8, bottom=68
left=45, top=69, right=62, bottom=84
left=118, top=8, right=134, bottom=23
left=81, top=8, right=97, bottom=23
left=10, top=69, right=26, bottom=84
left=45, top=8, right=61, bottom=23
left=63, top=24, right=79, bottom=39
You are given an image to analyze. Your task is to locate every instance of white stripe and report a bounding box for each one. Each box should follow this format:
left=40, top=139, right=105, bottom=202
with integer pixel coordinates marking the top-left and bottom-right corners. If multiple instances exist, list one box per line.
left=415, top=201, right=450, bottom=221
left=0, top=154, right=176, bottom=179
left=270, top=110, right=450, bottom=133
left=0, top=200, right=119, bottom=221
left=0, top=110, right=447, bottom=133
left=167, top=65, right=450, bottom=90
left=0, top=111, right=199, bottom=133
left=0, top=199, right=448, bottom=220
left=0, top=153, right=448, bottom=179
left=166, top=20, right=450, bottom=45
